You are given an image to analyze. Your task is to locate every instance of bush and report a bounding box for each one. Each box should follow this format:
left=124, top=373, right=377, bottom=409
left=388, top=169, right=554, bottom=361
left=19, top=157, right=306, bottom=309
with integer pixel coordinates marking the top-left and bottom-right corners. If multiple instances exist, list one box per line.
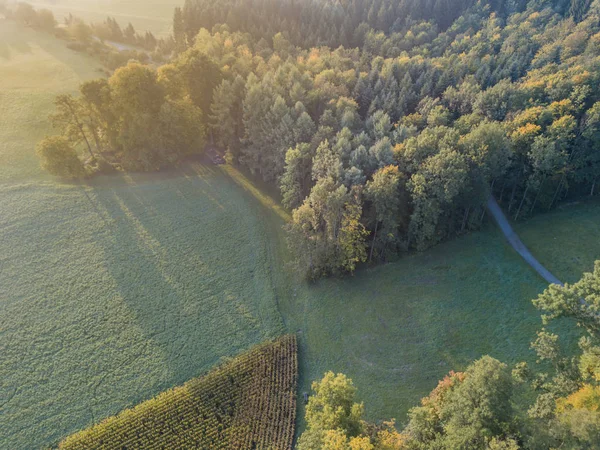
left=36, top=136, right=86, bottom=179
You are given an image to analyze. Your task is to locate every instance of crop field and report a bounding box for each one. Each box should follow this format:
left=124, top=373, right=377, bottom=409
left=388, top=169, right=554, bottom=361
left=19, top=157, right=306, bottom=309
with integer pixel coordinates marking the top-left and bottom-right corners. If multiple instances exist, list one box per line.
left=26, top=0, right=181, bottom=37
left=59, top=335, right=297, bottom=450
left=2, top=16, right=600, bottom=450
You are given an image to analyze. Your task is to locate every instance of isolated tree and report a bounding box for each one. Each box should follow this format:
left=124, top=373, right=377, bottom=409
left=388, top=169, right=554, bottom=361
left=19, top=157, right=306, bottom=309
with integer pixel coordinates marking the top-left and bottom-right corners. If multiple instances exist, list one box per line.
left=13, top=2, right=36, bottom=26
left=68, top=20, right=92, bottom=43
left=36, top=136, right=85, bottom=179
left=35, top=9, right=56, bottom=33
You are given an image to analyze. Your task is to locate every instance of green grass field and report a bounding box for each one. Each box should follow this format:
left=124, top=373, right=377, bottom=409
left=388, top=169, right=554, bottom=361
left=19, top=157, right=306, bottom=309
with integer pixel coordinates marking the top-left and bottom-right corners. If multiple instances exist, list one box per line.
left=0, top=21, right=283, bottom=448
left=0, top=20, right=104, bottom=183
left=1, top=18, right=600, bottom=449
left=277, top=199, right=600, bottom=426
left=28, top=0, right=180, bottom=37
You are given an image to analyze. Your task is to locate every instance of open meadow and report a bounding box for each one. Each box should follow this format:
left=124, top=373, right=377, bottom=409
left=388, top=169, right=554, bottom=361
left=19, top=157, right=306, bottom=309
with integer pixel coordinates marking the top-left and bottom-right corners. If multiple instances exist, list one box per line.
left=277, top=198, right=600, bottom=425
left=1, top=16, right=600, bottom=450
left=0, top=21, right=283, bottom=448
left=26, top=0, right=180, bottom=37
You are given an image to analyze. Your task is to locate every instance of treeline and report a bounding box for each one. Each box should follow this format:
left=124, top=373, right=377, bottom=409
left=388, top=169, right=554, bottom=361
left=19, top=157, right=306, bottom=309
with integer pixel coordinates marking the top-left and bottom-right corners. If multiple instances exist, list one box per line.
left=197, top=1, right=600, bottom=277
left=173, top=0, right=587, bottom=54
left=37, top=0, right=600, bottom=277
left=37, top=50, right=221, bottom=177
left=2, top=2, right=173, bottom=68
left=299, top=262, right=600, bottom=449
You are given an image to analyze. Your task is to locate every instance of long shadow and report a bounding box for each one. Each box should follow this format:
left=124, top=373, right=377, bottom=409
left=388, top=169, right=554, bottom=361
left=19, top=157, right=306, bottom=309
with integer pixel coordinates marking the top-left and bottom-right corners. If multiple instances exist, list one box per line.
left=80, top=167, right=283, bottom=419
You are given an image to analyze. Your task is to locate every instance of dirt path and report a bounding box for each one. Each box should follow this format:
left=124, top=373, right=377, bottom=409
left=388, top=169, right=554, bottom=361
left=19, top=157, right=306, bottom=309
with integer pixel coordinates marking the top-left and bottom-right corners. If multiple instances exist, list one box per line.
left=486, top=196, right=564, bottom=286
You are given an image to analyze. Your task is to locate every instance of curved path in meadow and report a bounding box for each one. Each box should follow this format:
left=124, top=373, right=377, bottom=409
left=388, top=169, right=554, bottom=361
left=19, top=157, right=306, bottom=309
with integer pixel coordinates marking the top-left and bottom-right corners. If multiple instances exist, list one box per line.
left=486, top=196, right=564, bottom=286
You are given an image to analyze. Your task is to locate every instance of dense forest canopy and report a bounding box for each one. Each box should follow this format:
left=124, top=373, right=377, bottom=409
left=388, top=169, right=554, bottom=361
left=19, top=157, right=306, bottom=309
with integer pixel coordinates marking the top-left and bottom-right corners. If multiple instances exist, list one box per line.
left=173, top=0, right=582, bottom=51
left=27, top=0, right=600, bottom=278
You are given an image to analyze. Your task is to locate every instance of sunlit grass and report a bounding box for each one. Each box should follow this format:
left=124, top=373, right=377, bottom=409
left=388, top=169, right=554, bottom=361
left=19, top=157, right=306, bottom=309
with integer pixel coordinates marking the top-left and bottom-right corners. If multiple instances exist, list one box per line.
left=27, top=0, right=179, bottom=37
left=0, top=20, right=102, bottom=183
left=220, top=164, right=292, bottom=222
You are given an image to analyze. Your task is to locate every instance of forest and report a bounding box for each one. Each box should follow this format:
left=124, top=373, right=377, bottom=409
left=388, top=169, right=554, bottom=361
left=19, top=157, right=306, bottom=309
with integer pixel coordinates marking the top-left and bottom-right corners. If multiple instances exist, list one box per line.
left=18, top=0, right=600, bottom=278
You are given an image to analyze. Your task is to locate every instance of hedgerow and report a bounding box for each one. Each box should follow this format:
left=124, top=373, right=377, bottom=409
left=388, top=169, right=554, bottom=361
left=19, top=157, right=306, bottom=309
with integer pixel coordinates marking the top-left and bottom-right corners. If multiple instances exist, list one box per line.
left=58, top=335, right=297, bottom=449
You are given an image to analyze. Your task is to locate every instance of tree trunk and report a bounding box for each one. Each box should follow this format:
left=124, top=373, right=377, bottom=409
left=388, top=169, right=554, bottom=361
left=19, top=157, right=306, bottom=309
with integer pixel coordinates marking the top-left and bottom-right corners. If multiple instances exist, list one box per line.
left=592, top=177, right=597, bottom=197
left=530, top=176, right=546, bottom=215
left=66, top=101, right=94, bottom=159
left=369, top=221, right=379, bottom=263
left=499, top=182, right=506, bottom=204
left=515, top=183, right=530, bottom=221
left=91, top=128, right=102, bottom=154
left=461, top=207, right=470, bottom=232
left=549, top=173, right=566, bottom=210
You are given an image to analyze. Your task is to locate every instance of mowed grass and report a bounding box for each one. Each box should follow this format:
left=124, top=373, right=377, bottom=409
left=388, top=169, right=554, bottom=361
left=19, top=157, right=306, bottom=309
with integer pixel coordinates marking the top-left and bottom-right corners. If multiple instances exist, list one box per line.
left=28, top=0, right=181, bottom=37
left=516, top=198, right=600, bottom=284
left=0, top=168, right=286, bottom=448
left=275, top=198, right=600, bottom=427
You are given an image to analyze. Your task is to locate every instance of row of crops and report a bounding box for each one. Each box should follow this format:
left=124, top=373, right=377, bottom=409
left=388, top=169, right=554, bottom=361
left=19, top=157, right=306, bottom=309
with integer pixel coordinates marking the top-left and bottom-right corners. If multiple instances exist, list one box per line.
left=59, top=335, right=298, bottom=449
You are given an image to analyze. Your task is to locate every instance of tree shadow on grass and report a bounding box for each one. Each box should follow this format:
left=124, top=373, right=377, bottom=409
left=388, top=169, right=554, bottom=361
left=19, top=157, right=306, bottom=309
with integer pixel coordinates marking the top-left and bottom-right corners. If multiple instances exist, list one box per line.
left=78, top=166, right=283, bottom=419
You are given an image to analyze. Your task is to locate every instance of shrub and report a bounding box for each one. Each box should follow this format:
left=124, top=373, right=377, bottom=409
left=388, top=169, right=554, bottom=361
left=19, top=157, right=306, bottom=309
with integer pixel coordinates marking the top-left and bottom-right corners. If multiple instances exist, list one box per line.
left=36, top=136, right=86, bottom=179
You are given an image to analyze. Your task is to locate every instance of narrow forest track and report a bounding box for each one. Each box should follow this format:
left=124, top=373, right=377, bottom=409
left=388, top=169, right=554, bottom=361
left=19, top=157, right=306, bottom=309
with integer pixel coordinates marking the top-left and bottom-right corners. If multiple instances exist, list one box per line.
left=486, top=196, right=564, bottom=286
